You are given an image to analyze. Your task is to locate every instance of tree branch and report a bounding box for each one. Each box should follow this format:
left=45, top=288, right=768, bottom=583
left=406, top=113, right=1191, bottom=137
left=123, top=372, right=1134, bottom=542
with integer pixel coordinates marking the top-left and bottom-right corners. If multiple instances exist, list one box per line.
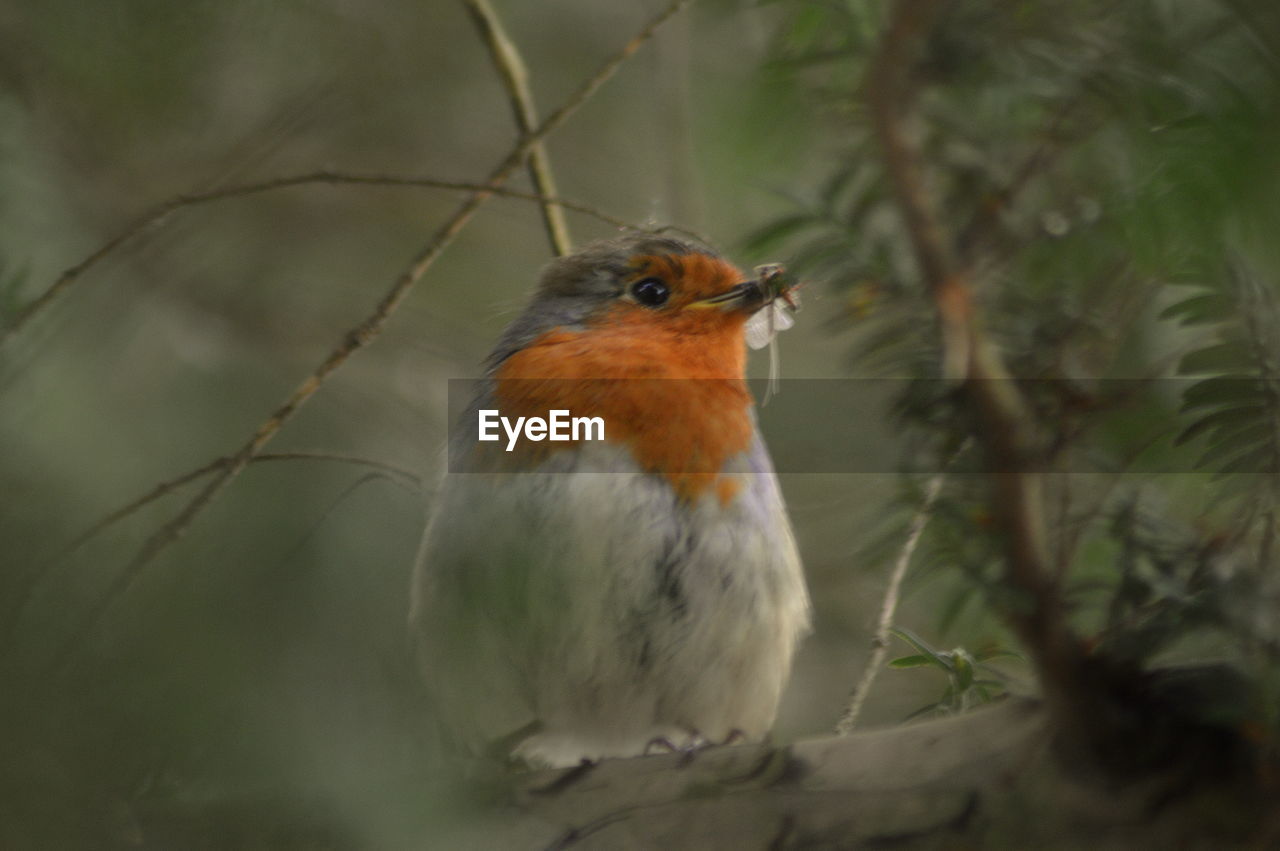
left=429, top=699, right=1266, bottom=849
left=464, top=0, right=573, bottom=256
left=865, top=0, right=1087, bottom=741
left=2, top=452, right=418, bottom=649
left=45, top=0, right=692, bottom=669
left=835, top=451, right=958, bottom=735
left=0, top=173, right=642, bottom=347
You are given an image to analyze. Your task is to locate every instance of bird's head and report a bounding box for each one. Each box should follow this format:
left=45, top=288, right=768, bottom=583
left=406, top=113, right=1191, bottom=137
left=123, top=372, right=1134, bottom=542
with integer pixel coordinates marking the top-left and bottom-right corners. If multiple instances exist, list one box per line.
left=489, top=235, right=775, bottom=378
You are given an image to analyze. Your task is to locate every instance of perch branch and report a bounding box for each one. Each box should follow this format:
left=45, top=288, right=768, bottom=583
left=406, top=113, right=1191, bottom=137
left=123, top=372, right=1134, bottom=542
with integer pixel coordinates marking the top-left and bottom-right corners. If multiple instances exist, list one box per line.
left=464, top=0, right=573, bottom=256
left=865, top=0, right=1087, bottom=735
left=45, top=0, right=692, bottom=669
left=129, top=698, right=1271, bottom=846
left=439, top=699, right=1264, bottom=849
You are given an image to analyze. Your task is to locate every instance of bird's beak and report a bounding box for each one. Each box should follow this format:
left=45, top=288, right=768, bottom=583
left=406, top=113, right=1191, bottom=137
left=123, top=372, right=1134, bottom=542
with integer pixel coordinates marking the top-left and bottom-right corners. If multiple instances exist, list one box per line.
left=685, top=279, right=768, bottom=314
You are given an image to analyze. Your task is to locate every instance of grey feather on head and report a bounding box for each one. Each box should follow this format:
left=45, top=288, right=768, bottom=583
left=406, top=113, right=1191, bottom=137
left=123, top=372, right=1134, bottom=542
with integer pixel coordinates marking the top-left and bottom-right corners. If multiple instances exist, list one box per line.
left=487, top=233, right=719, bottom=372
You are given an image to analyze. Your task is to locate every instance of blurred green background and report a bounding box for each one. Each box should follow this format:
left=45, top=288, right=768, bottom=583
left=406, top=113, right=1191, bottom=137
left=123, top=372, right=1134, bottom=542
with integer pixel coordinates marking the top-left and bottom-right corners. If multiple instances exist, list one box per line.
left=0, top=2, right=940, bottom=846
left=4, top=0, right=1280, bottom=846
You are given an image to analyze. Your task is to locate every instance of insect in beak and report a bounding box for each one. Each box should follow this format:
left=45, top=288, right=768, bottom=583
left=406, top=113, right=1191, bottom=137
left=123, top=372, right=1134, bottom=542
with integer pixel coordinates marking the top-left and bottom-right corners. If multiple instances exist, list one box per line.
left=743, top=264, right=800, bottom=351
left=738, top=263, right=802, bottom=405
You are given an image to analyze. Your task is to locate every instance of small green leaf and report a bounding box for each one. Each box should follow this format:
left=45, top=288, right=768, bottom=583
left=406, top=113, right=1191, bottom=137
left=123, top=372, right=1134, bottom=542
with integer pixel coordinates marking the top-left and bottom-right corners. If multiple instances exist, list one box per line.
left=889, top=654, right=933, bottom=668
left=888, top=627, right=933, bottom=655
left=1215, top=443, right=1277, bottom=475
left=1195, top=422, right=1273, bottom=469
left=1174, top=404, right=1266, bottom=446
left=1158, top=293, right=1234, bottom=325
left=1177, top=341, right=1254, bottom=375
left=890, top=627, right=953, bottom=672
left=1180, top=376, right=1263, bottom=413
left=953, top=651, right=975, bottom=690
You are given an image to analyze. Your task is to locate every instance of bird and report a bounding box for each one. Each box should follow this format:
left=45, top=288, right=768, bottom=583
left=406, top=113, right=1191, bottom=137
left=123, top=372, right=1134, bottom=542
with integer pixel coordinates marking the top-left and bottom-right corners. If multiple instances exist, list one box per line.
left=410, top=233, right=810, bottom=768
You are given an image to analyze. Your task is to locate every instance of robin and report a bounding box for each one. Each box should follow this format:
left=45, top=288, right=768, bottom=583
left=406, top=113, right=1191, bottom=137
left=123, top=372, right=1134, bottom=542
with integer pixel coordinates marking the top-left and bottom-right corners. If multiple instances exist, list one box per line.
left=410, top=234, right=810, bottom=768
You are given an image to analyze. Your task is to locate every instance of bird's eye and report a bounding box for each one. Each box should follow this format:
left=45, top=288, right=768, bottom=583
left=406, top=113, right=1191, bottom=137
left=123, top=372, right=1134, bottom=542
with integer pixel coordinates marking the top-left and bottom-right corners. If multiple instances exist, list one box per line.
left=630, top=277, right=670, bottom=307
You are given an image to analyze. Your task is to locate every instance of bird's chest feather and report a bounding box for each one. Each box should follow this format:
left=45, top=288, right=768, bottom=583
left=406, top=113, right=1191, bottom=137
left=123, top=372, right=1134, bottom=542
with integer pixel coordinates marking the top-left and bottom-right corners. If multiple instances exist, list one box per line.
left=489, top=314, right=755, bottom=503
left=433, top=441, right=793, bottom=639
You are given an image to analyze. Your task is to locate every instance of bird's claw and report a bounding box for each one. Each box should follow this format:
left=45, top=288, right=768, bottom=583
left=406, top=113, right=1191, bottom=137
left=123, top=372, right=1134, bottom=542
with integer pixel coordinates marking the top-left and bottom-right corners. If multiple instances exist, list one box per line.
left=644, top=729, right=748, bottom=764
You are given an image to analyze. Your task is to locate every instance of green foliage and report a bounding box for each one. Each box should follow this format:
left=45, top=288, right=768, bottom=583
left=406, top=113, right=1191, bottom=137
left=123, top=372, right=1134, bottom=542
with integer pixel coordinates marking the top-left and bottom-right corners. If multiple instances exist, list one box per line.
left=888, top=627, right=1019, bottom=718
left=5, top=0, right=1280, bottom=842
left=1095, top=500, right=1241, bottom=659
left=753, top=0, right=1280, bottom=737
left=1171, top=260, right=1280, bottom=479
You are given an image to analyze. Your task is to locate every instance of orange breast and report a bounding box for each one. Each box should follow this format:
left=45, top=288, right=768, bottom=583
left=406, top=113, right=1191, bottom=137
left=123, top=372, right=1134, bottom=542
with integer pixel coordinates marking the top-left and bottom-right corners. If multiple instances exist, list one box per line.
left=493, top=304, right=754, bottom=503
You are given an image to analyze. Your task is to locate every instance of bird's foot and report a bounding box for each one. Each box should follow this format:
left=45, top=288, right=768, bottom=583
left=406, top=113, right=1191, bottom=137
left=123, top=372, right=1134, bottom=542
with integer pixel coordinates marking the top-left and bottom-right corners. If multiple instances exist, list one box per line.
left=645, top=728, right=750, bottom=765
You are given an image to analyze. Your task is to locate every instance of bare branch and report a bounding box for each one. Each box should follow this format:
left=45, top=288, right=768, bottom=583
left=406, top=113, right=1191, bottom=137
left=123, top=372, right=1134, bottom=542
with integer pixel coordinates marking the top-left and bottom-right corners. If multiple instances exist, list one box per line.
left=0, top=174, right=642, bottom=347
left=2, top=452, right=418, bottom=648
left=835, top=443, right=965, bottom=735
left=464, top=0, right=572, bottom=256
left=63, top=451, right=418, bottom=559
left=248, top=451, right=420, bottom=486
left=46, top=0, right=692, bottom=669
left=865, top=0, right=1087, bottom=735
left=834, top=473, right=945, bottom=735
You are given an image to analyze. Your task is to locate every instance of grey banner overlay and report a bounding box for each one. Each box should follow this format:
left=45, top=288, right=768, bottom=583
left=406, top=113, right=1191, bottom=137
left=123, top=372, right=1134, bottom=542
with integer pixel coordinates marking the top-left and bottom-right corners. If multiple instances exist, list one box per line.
left=446, top=378, right=1275, bottom=474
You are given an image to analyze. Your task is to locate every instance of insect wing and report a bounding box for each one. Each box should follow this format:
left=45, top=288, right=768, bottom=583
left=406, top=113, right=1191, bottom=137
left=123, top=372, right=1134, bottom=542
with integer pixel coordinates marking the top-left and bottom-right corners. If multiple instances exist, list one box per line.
left=746, top=303, right=792, bottom=350
left=771, top=307, right=795, bottom=333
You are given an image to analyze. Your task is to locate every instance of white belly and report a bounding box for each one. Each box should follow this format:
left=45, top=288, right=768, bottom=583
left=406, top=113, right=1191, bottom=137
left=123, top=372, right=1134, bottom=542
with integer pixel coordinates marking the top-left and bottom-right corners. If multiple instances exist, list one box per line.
left=410, top=441, right=809, bottom=767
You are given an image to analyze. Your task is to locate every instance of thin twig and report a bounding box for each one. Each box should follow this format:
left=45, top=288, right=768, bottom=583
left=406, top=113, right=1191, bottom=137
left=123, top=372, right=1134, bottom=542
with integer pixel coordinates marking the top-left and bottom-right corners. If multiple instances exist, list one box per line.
left=464, top=0, right=572, bottom=256
left=0, top=174, right=641, bottom=346
left=250, top=451, right=420, bottom=484
left=46, top=0, right=692, bottom=669
left=836, top=455, right=956, bottom=734
left=273, top=471, right=418, bottom=575
left=865, top=0, right=1086, bottom=733
left=1, top=452, right=419, bottom=647
left=59, top=450, right=419, bottom=560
